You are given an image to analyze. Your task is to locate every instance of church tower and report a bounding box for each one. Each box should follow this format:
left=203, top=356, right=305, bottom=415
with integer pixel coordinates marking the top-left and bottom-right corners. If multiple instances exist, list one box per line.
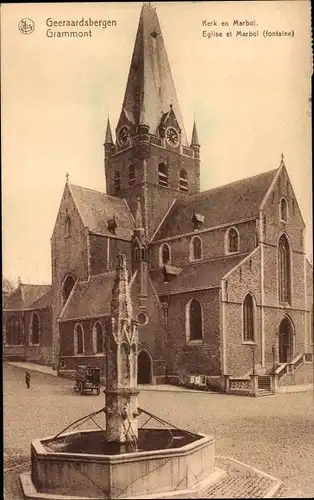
left=104, top=3, right=200, bottom=239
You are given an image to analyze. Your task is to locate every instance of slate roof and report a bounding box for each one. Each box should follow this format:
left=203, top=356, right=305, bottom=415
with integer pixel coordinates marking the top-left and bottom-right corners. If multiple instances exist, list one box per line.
left=69, top=184, right=134, bottom=240
left=4, top=284, right=51, bottom=310
left=150, top=254, right=248, bottom=296
left=153, top=168, right=278, bottom=240
left=59, top=273, right=116, bottom=321
left=119, top=3, right=188, bottom=144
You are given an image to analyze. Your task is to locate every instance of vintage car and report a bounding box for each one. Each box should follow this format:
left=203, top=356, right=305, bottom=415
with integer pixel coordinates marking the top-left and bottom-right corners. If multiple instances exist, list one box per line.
left=73, top=365, right=101, bottom=395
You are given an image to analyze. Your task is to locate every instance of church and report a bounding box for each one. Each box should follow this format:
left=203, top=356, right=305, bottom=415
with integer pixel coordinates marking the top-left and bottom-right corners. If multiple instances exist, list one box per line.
left=4, top=4, right=313, bottom=389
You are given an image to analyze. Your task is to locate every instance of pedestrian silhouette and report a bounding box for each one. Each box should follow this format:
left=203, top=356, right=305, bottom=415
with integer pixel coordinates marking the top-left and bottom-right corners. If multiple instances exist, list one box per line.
left=25, top=371, right=30, bottom=388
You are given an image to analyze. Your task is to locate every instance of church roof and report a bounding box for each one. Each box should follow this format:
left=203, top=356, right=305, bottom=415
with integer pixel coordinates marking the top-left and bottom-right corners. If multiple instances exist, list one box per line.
left=150, top=254, right=247, bottom=296
left=119, top=3, right=188, bottom=144
left=68, top=184, right=134, bottom=240
left=153, top=168, right=278, bottom=240
left=59, top=272, right=116, bottom=321
left=4, top=284, right=51, bottom=310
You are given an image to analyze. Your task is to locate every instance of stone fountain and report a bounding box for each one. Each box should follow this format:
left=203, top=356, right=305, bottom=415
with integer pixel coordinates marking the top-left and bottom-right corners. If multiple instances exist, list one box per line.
left=20, top=254, right=224, bottom=499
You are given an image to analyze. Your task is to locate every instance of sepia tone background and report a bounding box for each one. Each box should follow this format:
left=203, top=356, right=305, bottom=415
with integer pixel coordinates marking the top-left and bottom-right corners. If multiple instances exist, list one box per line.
left=1, top=1, right=312, bottom=285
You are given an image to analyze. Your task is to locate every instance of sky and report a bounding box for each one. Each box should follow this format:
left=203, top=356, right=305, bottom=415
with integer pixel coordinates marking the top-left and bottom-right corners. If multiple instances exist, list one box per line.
left=1, top=1, right=312, bottom=285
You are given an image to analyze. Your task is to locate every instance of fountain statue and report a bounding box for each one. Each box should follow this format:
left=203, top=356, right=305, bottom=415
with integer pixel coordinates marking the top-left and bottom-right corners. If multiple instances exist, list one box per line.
left=20, top=254, right=223, bottom=499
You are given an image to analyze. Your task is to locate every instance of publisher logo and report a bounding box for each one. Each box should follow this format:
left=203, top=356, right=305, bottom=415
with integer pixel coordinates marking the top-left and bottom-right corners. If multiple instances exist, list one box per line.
left=18, top=18, right=35, bottom=35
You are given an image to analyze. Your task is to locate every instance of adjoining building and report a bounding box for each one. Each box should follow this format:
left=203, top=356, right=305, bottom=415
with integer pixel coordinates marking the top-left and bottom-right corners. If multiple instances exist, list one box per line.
left=3, top=282, right=52, bottom=365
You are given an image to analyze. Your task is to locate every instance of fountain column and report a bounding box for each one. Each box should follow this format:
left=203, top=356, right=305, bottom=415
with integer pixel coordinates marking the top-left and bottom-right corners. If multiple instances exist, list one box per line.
left=105, top=253, right=139, bottom=445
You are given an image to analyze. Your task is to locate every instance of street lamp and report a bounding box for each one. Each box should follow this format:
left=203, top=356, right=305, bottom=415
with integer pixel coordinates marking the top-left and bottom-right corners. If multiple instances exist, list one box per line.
left=272, top=344, right=276, bottom=373
left=251, top=345, right=256, bottom=375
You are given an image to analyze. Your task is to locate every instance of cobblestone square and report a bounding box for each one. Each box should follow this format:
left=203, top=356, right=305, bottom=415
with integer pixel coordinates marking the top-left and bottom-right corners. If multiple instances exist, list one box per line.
left=4, top=364, right=314, bottom=498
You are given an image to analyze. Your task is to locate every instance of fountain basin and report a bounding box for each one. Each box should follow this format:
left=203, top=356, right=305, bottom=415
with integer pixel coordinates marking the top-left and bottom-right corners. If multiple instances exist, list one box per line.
left=21, top=428, right=220, bottom=499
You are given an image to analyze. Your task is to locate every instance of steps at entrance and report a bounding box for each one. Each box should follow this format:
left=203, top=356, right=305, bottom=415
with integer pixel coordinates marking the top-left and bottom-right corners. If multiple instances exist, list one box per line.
left=257, top=375, right=272, bottom=396
left=257, top=389, right=273, bottom=397
left=258, top=375, right=271, bottom=389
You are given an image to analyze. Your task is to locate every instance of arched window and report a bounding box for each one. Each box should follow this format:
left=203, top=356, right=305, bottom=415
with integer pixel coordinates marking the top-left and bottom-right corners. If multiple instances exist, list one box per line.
left=278, top=234, right=291, bottom=304
left=227, top=227, right=239, bottom=254
left=280, top=198, right=288, bottom=222
left=74, top=324, right=84, bottom=355
left=93, top=322, right=103, bottom=354
left=158, top=163, right=168, bottom=187
left=65, top=216, right=72, bottom=237
left=243, top=294, right=255, bottom=342
left=186, top=299, right=203, bottom=342
left=6, top=317, right=22, bottom=345
left=62, top=275, right=75, bottom=307
left=160, top=243, right=171, bottom=266
left=179, top=169, right=188, bottom=192
left=191, top=236, right=202, bottom=261
left=128, top=164, right=135, bottom=186
left=31, top=312, right=40, bottom=345
left=114, top=171, right=121, bottom=193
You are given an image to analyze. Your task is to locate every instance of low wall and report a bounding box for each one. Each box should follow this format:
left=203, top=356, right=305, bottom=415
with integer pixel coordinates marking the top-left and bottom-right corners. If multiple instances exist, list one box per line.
left=25, top=346, right=52, bottom=366
left=3, top=346, right=25, bottom=361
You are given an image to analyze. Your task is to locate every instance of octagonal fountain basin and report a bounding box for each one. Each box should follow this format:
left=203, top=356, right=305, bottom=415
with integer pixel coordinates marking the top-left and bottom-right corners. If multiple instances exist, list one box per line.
left=21, top=428, right=223, bottom=500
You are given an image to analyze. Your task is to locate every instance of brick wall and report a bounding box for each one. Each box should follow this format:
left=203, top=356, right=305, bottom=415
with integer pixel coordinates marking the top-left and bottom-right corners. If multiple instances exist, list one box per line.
left=222, top=167, right=309, bottom=377
left=131, top=277, right=167, bottom=380
left=306, top=260, right=313, bottom=349
left=59, top=317, right=109, bottom=377
left=164, top=288, right=221, bottom=377
left=3, top=307, right=52, bottom=365
left=106, top=143, right=199, bottom=198
left=149, top=220, right=256, bottom=270
left=261, top=167, right=307, bottom=365
left=106, top=141, right=199, bottom=239
left=223, top=248, right=262, bottom=376
left=58, top=276, right=167, bottom=383
left=51, top=183, right=89, bottom=365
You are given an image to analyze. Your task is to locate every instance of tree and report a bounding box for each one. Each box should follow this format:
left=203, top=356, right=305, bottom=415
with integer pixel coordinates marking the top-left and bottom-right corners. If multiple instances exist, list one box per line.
left=2, top=277, right=15, bottom=296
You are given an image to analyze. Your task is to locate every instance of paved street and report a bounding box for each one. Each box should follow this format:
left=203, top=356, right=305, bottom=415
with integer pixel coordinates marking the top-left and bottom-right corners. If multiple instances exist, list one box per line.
left=4, top=364, right=314, bottom=498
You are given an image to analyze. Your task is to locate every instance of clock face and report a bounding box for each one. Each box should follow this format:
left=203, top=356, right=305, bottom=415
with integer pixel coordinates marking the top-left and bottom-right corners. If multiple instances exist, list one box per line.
left=166, top=127, right=179, bottom=146
left=118, top=126, right=130, bottom=147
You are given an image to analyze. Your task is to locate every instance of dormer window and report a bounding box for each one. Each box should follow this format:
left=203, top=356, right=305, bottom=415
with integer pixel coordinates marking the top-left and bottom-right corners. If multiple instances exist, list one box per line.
left=158, top=163, right=168, bottom=187
left=159, top=243, right=171, bottom=267
left=107, top=217, right=117, bottom=235
left=179, top=169, right=189, bottom=192
left=190, top=236, right=203, bottom=261
left=226, top=227, right=239, bottom=254
left=129, top=164, right=135, bottom=186
left=65, top=216, right=72, bottom=237
left=280, top=197, right=288, bottom=223
left=114, top=171, right=121, bottom=193
left=192, top=212, right=204, bottom=231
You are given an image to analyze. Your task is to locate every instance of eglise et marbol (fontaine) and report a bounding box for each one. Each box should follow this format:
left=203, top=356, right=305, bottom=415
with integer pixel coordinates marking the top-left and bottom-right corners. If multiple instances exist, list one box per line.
left=3, top=3, right=313, bottom=392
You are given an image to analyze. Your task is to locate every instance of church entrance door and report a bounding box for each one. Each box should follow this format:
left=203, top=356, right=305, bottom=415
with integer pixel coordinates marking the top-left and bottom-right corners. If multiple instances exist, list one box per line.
left=278, top=317, right=293, bottom=363
left=137, top=350, right=152, bottom=384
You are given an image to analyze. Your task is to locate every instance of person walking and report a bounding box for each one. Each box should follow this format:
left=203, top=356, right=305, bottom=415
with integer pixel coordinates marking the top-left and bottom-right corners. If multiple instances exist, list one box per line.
left=25, top=371, right=30, bottom=388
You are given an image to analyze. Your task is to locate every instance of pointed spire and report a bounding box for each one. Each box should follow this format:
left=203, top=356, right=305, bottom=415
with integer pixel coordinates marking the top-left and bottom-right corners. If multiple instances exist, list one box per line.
left=118, top=3, right=188, bottom=144
left=280, top=152, right=285, bottom=167
left=111, top=253, right=133, bottom=321
left=105, top=117, right=114, bottom=144
left=66, top=172, right=69, bottom=183
left=190, top=120, right=200, bottom=147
